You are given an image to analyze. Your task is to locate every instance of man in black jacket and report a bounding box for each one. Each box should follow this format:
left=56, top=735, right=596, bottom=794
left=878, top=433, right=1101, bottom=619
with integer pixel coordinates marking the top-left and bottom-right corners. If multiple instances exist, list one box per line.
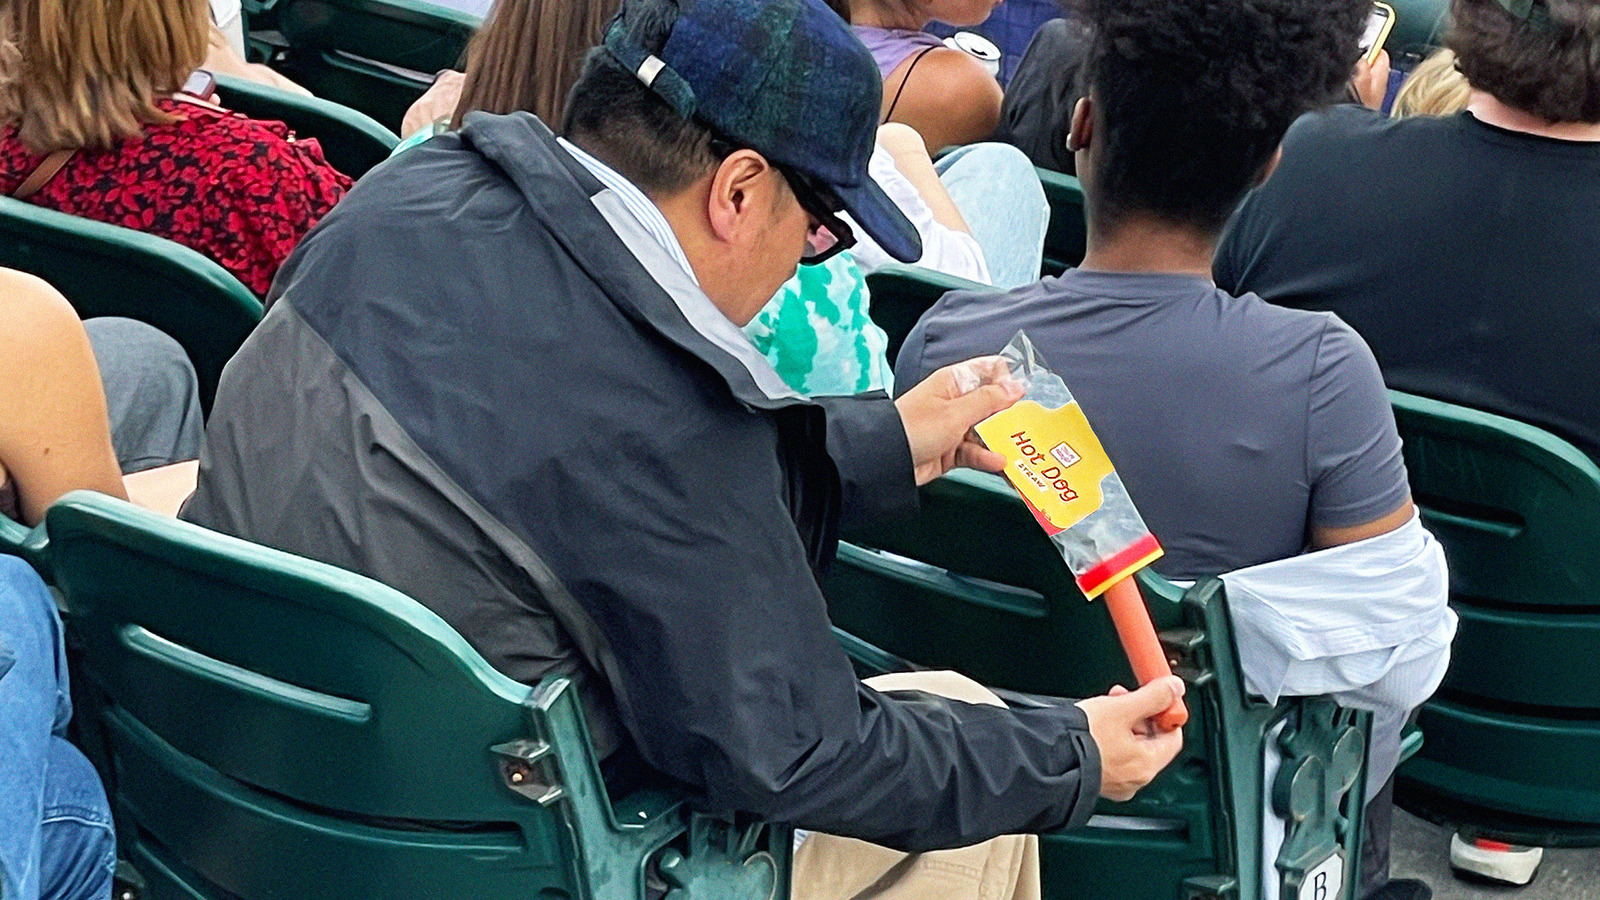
left=183, top=0, right=1184, bottom=892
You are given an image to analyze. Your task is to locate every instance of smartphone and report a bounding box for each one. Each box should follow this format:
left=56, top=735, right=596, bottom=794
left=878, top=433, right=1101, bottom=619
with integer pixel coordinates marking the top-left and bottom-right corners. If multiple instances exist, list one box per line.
left=180, top=69, right=217, bottom=100
left=1359, top=2, right=1397, bottom=63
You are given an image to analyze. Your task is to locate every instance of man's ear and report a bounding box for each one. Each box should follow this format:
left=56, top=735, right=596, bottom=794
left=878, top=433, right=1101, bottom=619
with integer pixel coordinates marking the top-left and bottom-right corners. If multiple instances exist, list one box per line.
left=1254, top=145, right=1283, bottom=187
left=706, top=150, right=775, bottom=243
left=1066, top=95, right=1093, bottom=152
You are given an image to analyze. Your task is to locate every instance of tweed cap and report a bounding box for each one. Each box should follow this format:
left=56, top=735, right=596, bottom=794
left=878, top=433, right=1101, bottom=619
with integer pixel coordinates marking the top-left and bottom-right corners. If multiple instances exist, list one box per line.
left=602, top=0, right=922, bottom=262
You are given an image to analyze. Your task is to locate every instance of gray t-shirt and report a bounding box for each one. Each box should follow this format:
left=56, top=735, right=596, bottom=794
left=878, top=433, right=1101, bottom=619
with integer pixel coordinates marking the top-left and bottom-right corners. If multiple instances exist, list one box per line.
left=895, top=269, right=1410, bottom=579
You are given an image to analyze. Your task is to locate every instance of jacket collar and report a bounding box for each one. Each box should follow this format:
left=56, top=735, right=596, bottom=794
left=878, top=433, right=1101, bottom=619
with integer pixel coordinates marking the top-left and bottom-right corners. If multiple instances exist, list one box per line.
left=460, top=111, right=810, bottom=412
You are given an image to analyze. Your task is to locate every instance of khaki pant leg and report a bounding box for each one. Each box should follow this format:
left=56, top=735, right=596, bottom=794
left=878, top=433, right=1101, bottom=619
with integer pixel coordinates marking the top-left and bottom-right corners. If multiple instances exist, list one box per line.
left=790, top=671, right=1043, bottom=900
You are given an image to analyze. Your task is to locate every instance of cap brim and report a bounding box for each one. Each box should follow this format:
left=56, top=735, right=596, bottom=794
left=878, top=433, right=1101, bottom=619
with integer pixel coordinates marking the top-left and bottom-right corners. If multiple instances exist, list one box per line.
left=833, top=175, right=923, bottom=264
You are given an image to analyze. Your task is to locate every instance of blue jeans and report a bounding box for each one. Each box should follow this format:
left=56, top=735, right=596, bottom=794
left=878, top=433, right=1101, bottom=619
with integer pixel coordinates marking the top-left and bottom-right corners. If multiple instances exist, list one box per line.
left=0, top=556, right=115, bottom=900
left=935, top=142, right=1050, bottom=289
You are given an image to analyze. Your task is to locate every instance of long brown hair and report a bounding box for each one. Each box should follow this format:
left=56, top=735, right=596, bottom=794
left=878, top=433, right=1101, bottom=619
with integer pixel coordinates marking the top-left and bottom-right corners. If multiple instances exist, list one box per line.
left=450, top=0, right=616, bottom=129
left=0, top=0, right=209, bottom=153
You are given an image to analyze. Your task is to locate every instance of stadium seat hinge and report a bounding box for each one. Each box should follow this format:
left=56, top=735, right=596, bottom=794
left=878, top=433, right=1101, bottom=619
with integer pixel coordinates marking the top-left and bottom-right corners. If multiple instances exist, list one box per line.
left=491, top=738, right=565, bottom=805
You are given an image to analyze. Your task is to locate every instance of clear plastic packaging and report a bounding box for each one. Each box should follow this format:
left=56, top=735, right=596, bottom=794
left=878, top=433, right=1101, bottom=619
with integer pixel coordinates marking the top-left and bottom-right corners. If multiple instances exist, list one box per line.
left=972, top=330, right=1163, bottom=598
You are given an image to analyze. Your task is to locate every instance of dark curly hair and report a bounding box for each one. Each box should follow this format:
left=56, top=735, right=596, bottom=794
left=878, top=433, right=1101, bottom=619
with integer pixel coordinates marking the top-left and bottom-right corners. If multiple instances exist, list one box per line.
left=1078, top=0, right=1366, bottom=234
left=1448, top=0, right=1600, bottom=121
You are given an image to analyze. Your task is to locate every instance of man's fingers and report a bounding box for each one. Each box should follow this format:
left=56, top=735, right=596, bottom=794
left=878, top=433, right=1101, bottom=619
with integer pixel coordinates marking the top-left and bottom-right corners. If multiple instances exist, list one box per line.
left=948, top=380, right=1025, bottom=431
left=1147, top=722, right=1185, bottom=760
left=954, top=439, right=1007, bottom=473
left=1120, top=676, right=1186, bottom=722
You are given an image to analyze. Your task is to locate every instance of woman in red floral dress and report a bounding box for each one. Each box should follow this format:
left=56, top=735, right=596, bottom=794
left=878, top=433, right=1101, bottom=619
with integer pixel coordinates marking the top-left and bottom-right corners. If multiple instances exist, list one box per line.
left=0, top=0, right=351, bottom=296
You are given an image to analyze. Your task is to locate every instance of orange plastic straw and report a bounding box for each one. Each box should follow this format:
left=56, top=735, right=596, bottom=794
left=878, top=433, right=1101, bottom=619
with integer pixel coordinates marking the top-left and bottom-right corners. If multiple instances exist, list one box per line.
left=1102, top=577, right=1188, bottom=731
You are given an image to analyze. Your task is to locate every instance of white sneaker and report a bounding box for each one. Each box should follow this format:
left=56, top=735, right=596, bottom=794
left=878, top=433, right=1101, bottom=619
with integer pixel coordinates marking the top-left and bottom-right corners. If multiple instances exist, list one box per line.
left=1449, top=833, right=1543, bottom=886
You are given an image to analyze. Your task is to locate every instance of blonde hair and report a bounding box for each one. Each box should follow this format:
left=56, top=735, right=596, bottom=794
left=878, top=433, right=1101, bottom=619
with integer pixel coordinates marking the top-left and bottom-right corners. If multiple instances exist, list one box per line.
left=1392, top=48, right=1473, bottom=118
left=0, top=0, right=209, bottom=153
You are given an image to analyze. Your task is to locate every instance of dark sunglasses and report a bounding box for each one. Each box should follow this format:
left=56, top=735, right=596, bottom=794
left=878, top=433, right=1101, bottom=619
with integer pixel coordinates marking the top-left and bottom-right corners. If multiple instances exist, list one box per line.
left=707, top=135, right=858, bottom=265
left=775, top=164, right=857, bottom=265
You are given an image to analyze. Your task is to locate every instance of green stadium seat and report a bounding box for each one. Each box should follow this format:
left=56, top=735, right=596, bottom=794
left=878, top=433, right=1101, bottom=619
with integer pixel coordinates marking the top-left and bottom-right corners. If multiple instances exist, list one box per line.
left=1036, top=166, right=1087, bottom=277
left=272, top=0, right=479, bottom=130
left=1383, top=0, right=1449, bottom=58
left=864, top=263, right=988, bottom=364
left=0, top=514, right=43, bottom=574
left=823, top=468, right=1371, bottom=900
left=215, top=73, right=399, bottom=178
left=0, top=197, right=262, bottom=413
left=34, top=491, right=788, bottom=900
left=1389, top=390, right=1600, bottom=846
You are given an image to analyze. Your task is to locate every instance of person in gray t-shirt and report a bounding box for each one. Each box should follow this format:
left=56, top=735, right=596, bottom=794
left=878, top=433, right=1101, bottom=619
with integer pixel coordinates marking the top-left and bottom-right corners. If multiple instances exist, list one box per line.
left=898, top=270, right=1408, bottom=578
left=895, top=0, right=1430, bottom=896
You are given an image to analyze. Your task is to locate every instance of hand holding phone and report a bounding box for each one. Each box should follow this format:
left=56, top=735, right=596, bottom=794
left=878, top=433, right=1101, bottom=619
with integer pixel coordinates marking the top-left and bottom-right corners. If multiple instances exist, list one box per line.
left=1360, top=2, right=1396, bottom=63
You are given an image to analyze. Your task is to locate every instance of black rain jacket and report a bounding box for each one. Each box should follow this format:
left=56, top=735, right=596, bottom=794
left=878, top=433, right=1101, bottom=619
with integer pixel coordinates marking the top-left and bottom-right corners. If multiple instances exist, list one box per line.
left=185, top=112, right=1101, bottom=850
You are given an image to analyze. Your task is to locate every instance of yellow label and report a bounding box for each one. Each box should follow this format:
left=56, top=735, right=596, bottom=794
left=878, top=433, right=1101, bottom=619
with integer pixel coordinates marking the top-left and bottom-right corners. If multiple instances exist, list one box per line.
left=975, top=400, right=1114, bottom=535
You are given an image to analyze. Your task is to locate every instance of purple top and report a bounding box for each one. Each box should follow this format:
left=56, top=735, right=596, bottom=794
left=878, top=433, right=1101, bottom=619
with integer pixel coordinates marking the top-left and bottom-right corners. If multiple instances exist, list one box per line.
left=853, top=25, right=946, bottom=78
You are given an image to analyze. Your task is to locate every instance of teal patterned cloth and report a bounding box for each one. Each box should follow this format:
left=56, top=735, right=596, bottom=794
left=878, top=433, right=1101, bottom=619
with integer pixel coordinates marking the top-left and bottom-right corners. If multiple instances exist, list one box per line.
left=743, top=254, right=893, bottom=396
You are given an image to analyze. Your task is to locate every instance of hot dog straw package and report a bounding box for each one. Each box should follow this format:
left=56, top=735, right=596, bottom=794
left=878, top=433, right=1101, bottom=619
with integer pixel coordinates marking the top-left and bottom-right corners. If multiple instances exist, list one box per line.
left=973, top=331, right=1187, bottom=729
left=973, top=331, right=1164, bottom=598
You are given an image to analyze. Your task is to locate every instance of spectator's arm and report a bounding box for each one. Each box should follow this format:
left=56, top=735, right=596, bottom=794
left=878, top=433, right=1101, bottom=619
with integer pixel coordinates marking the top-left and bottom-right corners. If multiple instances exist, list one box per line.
left=1304, top=318, right=1414, bottom=550
left=855, top=134, right=990, bottom=282
left=0, top=270, right=127, bottom=524
left=1311, top=497, right=1414, bottom=548
left=401, top=70, right=466, bottom=139
left=204, top=24, right=314, bottom=97
left=538, top=396, right=1104, bottom=850
left=875, top=123, right=970, bottom=233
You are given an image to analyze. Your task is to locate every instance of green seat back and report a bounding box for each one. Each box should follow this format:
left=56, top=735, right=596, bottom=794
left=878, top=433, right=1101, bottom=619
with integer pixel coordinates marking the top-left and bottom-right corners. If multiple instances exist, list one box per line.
left=45, top=491, right=788, bottom=900
left=864, top=263, right=989, bottom=364
left=0, top=197, right=261, bottom=412
left=274, top=0, right=478, bottom=129
left=1036, top=167, right=1086, bottom=277
left=825, top=469, right=1370, bottom=900
left=1383, top=0, right=1448, bottom=58
left=1389, top=390, right=1600, bottom=845
left=0, top=514, right=45, bottom=574
left=215, top=73, right=399, bottom=178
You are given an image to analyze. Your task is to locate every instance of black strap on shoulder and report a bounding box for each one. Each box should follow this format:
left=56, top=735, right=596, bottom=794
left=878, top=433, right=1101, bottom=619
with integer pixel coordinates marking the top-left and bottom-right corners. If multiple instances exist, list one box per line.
left=883, top=45, right=938, bottom=123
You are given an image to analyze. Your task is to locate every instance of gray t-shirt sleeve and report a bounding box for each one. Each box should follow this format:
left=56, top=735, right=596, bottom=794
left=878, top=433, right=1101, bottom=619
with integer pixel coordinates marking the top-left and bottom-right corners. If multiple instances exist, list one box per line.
left=1305, top=317, right=1410, bottom=529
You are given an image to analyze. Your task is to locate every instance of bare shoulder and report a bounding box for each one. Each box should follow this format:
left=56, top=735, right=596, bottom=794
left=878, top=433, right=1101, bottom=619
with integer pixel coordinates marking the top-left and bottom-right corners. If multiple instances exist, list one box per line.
left=888, top=48, right=1004, bottom=148
left=0, top=269, right=84, bottom=351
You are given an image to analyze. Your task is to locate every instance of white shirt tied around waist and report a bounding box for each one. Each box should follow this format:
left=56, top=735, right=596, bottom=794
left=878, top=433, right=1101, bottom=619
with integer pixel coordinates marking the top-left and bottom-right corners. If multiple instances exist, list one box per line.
left=1221, top=511, right=1455, bottom=798
left=1221, top=511, right=1455, bottom=706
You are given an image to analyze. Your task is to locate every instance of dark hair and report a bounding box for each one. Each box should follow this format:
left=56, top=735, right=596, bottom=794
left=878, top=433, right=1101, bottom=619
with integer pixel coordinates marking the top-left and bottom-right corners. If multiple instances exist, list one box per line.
left=1448, top=0, right=1600, bottom=121
left=561, top=1, right=720, bottom=196
left=1078, top=0, right=1365, bottom=234
left=449, top=0, right=617, bottom=128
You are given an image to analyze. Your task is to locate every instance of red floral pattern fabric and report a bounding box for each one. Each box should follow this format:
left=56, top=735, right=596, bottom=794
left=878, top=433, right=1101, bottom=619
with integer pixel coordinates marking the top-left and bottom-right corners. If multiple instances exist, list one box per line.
left=0, top=97, right=352, bottom=296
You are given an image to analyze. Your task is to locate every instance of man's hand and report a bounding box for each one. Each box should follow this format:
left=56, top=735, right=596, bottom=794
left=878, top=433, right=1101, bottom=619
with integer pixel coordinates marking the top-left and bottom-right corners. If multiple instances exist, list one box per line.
left=1352, top=49, right=1391, bottom=110
left=1076, top=676, right=1186, bottom=801
left=895, top=357, right=1023, bottom=484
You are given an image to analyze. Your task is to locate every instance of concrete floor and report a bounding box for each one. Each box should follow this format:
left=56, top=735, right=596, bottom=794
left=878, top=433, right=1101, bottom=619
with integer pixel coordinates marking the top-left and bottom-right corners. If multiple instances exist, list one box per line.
left=1391, top=809, right=1600, bottom=899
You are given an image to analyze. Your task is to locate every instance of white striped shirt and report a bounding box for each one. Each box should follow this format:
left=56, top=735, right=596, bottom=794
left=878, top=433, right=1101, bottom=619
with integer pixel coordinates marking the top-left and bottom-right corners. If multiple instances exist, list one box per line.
left=557, top=137, right=700, bottom=287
